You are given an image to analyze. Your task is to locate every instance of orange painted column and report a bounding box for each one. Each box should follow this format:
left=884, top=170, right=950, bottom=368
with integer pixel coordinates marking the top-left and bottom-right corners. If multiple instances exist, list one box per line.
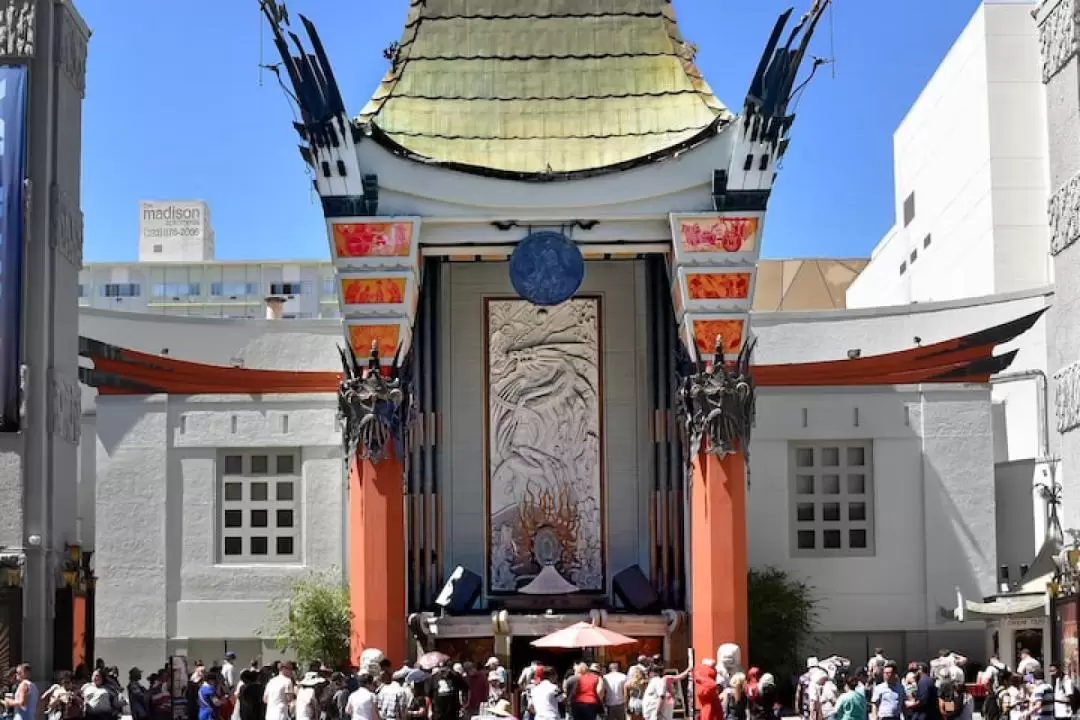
left=690, top=448, right=748, bottom=663
left=349, top=447, right=406, bottom=667
left=72, top=593, right=86, bottom=669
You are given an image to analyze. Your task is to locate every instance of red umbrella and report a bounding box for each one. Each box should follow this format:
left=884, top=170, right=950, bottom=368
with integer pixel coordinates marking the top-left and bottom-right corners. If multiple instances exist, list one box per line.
left=530, top=621, right=638, bottom=649
left=416, top=650, right=450, bottom=670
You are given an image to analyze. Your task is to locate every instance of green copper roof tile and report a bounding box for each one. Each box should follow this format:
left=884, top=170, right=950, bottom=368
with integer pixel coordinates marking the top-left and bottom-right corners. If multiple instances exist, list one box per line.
left=358, top=0, right=731, bottom=176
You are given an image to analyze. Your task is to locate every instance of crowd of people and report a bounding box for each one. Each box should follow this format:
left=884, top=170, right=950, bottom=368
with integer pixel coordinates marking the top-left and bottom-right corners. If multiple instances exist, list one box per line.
left=793, top=648, right=1080, bottom=720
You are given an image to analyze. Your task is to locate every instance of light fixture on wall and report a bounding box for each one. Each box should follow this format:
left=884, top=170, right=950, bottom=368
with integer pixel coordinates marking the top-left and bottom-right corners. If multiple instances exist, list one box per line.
left=847, top=349, right=861, bottom=359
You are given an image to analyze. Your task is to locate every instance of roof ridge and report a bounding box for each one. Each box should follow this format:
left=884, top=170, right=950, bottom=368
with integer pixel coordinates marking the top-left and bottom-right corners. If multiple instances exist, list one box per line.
left=382, top=120, right=715, bottom=141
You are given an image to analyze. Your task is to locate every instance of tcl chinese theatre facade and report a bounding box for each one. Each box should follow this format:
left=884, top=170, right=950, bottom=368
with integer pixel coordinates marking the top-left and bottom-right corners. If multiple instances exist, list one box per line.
left=83, top=0, right=1046, bottom=674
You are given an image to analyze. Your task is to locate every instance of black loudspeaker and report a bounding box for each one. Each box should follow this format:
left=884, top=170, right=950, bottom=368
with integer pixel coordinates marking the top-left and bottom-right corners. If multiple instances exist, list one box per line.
left=435, top=566, right=482, bottom=613
left=613, top=565, right=661, bottom=612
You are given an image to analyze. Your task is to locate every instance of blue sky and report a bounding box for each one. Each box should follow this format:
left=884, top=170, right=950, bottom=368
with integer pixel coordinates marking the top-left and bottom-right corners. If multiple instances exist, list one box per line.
left=77, top=0, right=983, bottom=262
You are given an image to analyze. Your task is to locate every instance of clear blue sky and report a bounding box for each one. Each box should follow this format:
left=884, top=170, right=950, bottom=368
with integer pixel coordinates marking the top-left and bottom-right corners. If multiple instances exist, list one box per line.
left=77, top=0, right=983, bottom=262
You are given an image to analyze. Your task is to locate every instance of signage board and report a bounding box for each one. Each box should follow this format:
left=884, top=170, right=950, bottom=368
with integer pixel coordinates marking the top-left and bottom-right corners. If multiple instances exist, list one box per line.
left=0, top=65, right=27, bottom=432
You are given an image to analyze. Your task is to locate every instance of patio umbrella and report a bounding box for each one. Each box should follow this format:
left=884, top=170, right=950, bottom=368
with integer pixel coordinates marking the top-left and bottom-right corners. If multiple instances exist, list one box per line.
left=530, top=621, right=638, bottom=649
left=405, top=668, right=430, bottom=684
left=416, top=651, right=450, bottom=671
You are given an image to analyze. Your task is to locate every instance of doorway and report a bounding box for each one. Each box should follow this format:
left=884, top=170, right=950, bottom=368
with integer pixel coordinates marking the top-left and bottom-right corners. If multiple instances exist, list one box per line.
left=510, top=636, right=584, bottom=684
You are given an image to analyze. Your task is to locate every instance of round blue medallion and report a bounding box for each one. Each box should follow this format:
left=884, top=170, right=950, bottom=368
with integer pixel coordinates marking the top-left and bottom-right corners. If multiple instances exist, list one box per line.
left=509, top=231, right=585, bottom=306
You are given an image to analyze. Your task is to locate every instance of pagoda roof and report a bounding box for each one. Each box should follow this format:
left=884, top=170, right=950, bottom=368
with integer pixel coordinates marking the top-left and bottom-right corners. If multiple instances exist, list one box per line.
left=356, top=0, right=732, bottom=177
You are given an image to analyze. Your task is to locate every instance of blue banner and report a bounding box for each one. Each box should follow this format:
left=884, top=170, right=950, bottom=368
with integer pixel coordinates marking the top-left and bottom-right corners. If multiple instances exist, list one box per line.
left=0, top=65, right=27, bottom=432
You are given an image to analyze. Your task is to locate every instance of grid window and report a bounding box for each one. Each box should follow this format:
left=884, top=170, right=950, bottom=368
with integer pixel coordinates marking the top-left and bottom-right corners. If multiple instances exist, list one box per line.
left=219, top=450, right=301, bottom=563
left=790, top=442, right=874, bottom=557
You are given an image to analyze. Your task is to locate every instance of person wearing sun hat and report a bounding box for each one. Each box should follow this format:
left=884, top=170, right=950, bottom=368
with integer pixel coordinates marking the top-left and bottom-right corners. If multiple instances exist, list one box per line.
left=296, top=673, right=327, bottom=720
left=476, top=698, right=517, bottom=720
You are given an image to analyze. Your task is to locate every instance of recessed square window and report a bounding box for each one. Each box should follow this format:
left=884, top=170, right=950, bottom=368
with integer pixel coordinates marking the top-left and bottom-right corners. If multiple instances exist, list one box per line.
left=276, top=509, right=294, bottom=528
left=823, top=530, right=842, bottom=549
left=923, top=234, right=932, bottom=249
left=224, top=483, right=242, bottom=501
left=846, top=446, right=865, bottom=467
left=276, top=537, right=295, bottom=555
left=822, top=475, right=840, bottom=494
left=848, top=474, right=866, bottom=494
left=277, top=455, right=295, bottom=474
left=153, top=244, right=163, bottom=253
left=910, top=249, right=917, bottom=264
left=796, top=475, right=815, bottom=494
left=251, top=537, right=268, bottom=555
left=903, top=192, right=916, bottom=227
left=900, top=262, right=907, bottom=275
left=795, top=448, right=814, bottom=468
left=224, top=455, right=243, bottom=474
left=251, top=455, right=269, bottom=474
left=250, top=482, right=268, bottom=501
left=224, top=510, right=243, bottom=528
left=276, top=482, right=294, bottom=501
left=251, top=509, right=268, bottom=528
left=789, top=442, right=874, bottom=557
left=224, top=537, right=242, bottom=556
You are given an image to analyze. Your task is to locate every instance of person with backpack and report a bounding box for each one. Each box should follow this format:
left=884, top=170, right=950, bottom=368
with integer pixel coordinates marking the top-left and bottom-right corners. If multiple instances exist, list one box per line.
left=935, top=675, right=962, bottom=720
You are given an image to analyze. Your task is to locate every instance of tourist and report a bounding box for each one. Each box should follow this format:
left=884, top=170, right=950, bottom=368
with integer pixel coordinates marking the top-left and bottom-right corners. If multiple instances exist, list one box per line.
left=723, top=673, right=749, bottom=720
left=150, top=672, right=172, bottom=720
left=295, top=672, right=326, bottom=720
left=1018, top=651, right=1042, bottom=681
left=486, top=659, right=508, bottom=688
left=808, top=670, right=837, bottom=720
left=603, top=662, right=628, bottom=720
left=833, top=677, right=866, bottom=720
left=1030, top=670, right=1055, bottom=720
left=1, top=665, right=36, bottom=720
left=625, top=666, right=647, bottom=720
left=264, top=663, right=296, bottom=720
left=127, top=668, right=150, bottom=720
left=867, top=651, right=889, bottom=687
left=222, top=653, right=237, bottom=694
left=376, top=662, right=407, bottom=720
left=870, top=662, right=904, bottom=720
left=429, top=665, right=468, bottom=720
left=1048, top=664, right=1075, bottom=719
left=693, top=662, right=721, bottom=720
left=345, top=673, right=380, bottom=720
left=188, top=664, right=207, bottom=720
left=238, top=669, right=267, bottom=720
left=478, top=698, right=516, bottom=720
left=905, top=663, right=940, bottom=720
left=464, top=663, right=486, bottom=718
left=198, top=671, right=225, bottom=720
left=528, top=667, right=562, bottom=720
left=83, top=669, right=121, bottom=720
left=42, top=671, right=83, bottom=720
left=642, top=663, right=690, bottom=720
left=566, top=663, right=605, bottom=720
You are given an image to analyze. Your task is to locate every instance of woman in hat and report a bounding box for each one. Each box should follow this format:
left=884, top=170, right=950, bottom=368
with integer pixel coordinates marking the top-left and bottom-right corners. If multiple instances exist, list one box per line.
left=295, top=673, right=327, bottom=720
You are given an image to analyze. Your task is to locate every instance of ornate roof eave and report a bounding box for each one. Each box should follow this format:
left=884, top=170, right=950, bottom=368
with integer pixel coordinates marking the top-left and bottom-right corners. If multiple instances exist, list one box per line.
left=352, top=116, right=730, bottom=184
left=78, top=308, right=1044, bottom=396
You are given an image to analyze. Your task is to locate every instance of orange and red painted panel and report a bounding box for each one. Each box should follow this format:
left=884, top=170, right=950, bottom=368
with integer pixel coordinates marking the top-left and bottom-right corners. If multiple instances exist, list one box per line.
left=685, top=271, right=752, bottom=300
left=332, top=221, right=413, bottom=259
left=340, top=276, right=407, bottom=305
left=686, top=316, right=747, bottom=359
left=347, top=322, right=402, bottom=362
left=673, top=216, right=760, bottom=256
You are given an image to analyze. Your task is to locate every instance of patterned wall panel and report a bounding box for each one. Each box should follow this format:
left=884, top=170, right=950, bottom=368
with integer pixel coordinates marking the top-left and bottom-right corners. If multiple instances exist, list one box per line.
left=668, top=213, right=764, bottom=363
left=326, top=217, right=422, bottom=366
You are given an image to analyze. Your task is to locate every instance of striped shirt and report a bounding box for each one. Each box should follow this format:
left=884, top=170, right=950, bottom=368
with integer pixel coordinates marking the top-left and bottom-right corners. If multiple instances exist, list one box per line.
left=1033, top=682, right=1055, bottom=720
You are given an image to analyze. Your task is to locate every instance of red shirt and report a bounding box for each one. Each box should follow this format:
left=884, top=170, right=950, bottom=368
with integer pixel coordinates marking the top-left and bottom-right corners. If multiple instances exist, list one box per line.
left=574, top=674, right=601, bottom=705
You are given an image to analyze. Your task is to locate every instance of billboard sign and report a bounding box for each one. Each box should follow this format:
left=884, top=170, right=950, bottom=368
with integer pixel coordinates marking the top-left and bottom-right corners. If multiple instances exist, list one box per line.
left=139, top=201, right=206, bottom=243
left=0, top=65, right=27, bottom=432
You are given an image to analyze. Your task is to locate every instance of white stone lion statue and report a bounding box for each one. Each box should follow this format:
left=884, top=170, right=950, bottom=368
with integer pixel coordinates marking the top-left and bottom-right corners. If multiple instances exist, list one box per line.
left=360, top=648, right=385, bottom=678
left=717, top=644, right=743, bottom=687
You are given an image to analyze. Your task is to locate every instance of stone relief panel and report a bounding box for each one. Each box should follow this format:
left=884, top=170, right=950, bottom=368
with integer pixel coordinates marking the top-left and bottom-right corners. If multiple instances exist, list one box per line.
left=486, top=298, right=604, bottom=592
left=1040, top=0, right=1080, bottom=83
left=1055, top=360, right=1080, bottom=433
left=50, top=183, right=83, bottom=268
left=57, top=6, right=88, bottom=98
left=0, top=0, right=34, bottom=58
left=47, top=369, right=80, bottom=444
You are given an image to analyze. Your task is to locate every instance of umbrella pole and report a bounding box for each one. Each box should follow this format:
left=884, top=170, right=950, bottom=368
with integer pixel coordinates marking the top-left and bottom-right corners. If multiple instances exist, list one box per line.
left=687, top=648, right=696, bottom=720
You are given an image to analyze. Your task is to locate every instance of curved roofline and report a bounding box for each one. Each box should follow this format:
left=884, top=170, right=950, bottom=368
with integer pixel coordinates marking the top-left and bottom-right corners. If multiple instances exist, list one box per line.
left=355, top=117, right=729, bottom=182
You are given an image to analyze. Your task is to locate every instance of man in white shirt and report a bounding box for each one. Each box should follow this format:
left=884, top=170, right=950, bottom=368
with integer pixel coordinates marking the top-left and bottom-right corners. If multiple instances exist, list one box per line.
left=346, top=673, right=381, bottom=720
left=221, top=653, right=236, bottom=693
left=1017, top=649, right=1043, bottom=679
left=264, top=662, right=296, bottom=720
left=528, top=667, right=561, bottom=720
left=604, top=663, right=628, bottom=720
left=485, top=658, right=507, bottom=687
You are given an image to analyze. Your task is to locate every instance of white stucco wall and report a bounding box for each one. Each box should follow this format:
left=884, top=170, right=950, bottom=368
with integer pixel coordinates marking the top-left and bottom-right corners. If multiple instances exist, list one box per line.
left=847, top=1, right=1049, bottom=309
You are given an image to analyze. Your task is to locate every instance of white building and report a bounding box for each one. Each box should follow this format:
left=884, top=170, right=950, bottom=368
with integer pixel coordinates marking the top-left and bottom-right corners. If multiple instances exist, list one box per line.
left=78, top=260, right=341, bottom=319
left=847, top=0, right=1050, bottom=308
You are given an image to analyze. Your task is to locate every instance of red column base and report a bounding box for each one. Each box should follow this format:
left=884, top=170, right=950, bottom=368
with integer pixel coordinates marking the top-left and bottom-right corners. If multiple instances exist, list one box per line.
left=349, top=448, right=406, bottom=667
left=690, top=450, right=749, bottom=664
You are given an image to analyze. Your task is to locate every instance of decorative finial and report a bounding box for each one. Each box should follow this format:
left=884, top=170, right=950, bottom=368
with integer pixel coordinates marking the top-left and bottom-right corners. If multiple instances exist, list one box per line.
left=713, top=334, right=725, bottom=361
left=368, top=339, right=380, bottom=370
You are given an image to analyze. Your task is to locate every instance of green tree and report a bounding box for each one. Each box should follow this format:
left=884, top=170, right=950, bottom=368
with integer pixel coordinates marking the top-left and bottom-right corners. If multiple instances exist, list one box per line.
left=747, top=566, right=818, bottom=693
left=261, top=569, right=352, bottom=668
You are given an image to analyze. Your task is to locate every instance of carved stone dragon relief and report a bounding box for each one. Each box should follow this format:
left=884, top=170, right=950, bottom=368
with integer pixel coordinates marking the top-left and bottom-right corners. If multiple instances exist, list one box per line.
left=1055, top=359, right=1080, bottom=433
left=677, top=335, right=757, bottom=483
left=1039, top=0, right=1080, bottom=83
left=337, top=341, right=410, bottom=464
left=48, top=368, right=80, bottom=445
left=51, top=183, right=83, bottom=268
left=1050, top=170, right=1080, bottom=256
